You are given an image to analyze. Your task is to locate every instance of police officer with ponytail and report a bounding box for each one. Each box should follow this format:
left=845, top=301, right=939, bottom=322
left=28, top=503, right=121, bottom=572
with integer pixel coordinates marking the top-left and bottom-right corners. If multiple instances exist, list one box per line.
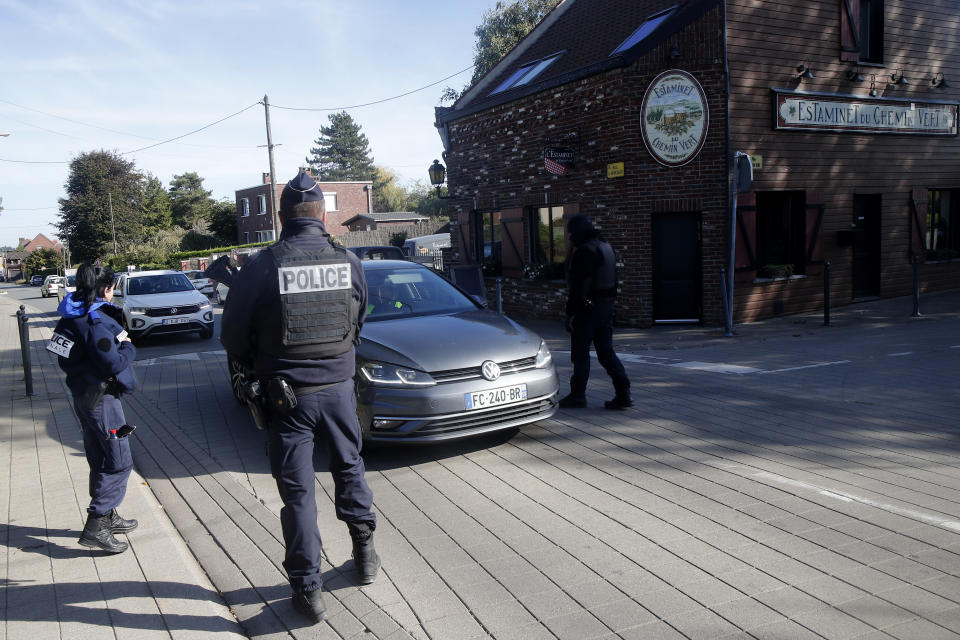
left=51, top=262, right=138, bottom=553
left=221, top=170, right=378, bottom=624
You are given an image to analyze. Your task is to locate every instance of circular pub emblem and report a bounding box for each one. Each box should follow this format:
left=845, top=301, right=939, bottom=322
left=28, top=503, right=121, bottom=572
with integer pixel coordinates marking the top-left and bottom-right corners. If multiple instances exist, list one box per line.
left=640, top=69, right=709, bottom=167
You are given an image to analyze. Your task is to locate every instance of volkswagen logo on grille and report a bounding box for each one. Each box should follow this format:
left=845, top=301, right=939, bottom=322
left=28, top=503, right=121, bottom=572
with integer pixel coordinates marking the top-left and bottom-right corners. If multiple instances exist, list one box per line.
left=169, top=307, right=178, bottom=315
left=481, top=360, right=501, bottom=381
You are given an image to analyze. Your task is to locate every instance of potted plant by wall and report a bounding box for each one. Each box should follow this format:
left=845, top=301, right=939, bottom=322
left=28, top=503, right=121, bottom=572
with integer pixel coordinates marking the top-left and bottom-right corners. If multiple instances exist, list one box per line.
left=758, top=263, right=794, bottom=279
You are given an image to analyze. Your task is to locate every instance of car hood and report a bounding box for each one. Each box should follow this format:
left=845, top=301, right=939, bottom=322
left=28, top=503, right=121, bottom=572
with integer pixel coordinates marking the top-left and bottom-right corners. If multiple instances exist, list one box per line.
left=358, top=310, right=543, bottom=372
left=125, top=291, right=207, bottom=307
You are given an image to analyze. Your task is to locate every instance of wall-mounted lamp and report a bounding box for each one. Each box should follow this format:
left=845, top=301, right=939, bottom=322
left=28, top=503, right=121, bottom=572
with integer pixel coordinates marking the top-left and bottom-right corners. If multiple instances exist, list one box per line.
left=796, top=64, right=814, bottom=81
left=428, top=159, right=453, bottom=199
left=931, top=72, right=948, bottom=88
left=668, top=45, right=680, bottom=59
left=889, top=69, right=909, bottom=85
left=869, top=75, right=878, bottom=97
left=846, top=67, right=864, bottom=83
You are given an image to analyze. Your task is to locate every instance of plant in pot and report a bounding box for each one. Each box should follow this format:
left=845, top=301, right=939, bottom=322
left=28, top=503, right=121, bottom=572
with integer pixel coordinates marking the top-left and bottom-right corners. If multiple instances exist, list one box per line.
left=758, top=263, right=794, bottom=279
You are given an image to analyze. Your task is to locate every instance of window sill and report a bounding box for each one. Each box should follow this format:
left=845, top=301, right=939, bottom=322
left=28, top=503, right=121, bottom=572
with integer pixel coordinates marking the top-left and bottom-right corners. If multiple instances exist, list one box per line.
left=753, top=274, right=807, bottom=283
left=924, top=258, right=960, bottom=264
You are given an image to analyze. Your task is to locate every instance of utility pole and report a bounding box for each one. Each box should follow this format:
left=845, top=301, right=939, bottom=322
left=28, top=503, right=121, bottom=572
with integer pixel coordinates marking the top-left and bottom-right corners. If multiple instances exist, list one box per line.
left=108, top=192, right=118, bottom=255
left=263, top=95, right=281, bottom=240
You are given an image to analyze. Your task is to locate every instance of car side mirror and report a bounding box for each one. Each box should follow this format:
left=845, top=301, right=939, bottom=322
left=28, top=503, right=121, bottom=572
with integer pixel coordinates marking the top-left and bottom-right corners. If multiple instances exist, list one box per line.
left=471, top=294, right=488, bottom=308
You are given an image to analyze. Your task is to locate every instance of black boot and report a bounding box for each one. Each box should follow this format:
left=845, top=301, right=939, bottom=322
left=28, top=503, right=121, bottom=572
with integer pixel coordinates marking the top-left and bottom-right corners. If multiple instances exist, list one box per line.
left=348, top=522, right=380, bottom=585
left=292, top=588, right=327, bottom=623
left=79, top=513, right=128, bottom=554
left=558, top=393, right=587, bottom=409
left=603, top=393, right=633, bottom=410
left=109, top=509, right=138, bottom=533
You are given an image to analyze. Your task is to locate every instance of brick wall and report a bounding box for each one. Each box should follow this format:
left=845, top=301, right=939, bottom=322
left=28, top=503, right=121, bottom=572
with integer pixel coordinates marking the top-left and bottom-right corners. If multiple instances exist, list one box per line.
left=443, top=7, right=728, bottom=327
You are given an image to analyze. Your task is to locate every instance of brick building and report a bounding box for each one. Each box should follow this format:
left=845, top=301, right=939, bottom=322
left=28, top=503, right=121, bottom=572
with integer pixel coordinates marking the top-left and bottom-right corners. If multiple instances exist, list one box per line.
left=435, top=0, right=959, bottom=327
left=234, top=172, right=373, bottom=244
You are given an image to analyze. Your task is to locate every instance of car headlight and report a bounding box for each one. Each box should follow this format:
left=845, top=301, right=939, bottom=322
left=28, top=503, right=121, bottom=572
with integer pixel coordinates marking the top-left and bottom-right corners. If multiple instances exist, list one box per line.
left=359, top=361, right=436, bottom=386
left=198, top=300, right=211, bottom=309
left=535, top=340, right=552, bottom=368
left=129, top=307, right=147, bottom=314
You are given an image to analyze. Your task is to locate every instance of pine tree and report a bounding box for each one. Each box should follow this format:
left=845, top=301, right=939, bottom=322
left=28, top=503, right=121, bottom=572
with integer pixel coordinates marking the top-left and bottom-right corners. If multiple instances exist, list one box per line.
left=305, top=111, right=375, bottom=181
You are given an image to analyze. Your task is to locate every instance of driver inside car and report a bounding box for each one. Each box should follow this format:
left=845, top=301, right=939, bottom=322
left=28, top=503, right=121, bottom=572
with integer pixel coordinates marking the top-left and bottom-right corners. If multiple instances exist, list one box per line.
left=367, top=280, right=409, bottom=316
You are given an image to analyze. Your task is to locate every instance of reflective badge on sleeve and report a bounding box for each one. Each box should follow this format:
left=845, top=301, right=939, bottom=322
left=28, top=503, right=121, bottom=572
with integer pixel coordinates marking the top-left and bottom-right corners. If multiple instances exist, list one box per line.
left=277, top=263, right=351, bottom=294
left=46, top=332, right=75, bottom=357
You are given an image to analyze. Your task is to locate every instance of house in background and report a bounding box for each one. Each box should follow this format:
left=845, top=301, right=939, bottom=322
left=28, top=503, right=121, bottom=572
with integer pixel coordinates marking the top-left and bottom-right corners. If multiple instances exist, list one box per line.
left=20, top=233, right=61, bottom=253
left=342, top=211, right=429, bottom=232
left=234, top=171, right=373, bottom=244
left=435, top=0, right=959, bottom=327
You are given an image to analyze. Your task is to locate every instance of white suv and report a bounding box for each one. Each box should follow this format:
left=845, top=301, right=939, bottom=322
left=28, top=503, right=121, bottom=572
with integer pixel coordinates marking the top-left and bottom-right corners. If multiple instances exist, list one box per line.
left=113, top=270, right=215, bottom=341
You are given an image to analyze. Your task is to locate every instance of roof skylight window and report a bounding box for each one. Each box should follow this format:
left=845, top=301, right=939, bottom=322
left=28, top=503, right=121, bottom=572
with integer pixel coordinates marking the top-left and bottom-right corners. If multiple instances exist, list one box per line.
left=610, top=6, right=677, bottom=56
left=490, top=52, right=563, bottom=95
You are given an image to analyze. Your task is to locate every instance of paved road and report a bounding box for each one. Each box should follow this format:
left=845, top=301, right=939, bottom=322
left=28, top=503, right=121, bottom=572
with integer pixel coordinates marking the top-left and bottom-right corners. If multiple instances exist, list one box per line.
left=4, top=280, right=960, bottom=639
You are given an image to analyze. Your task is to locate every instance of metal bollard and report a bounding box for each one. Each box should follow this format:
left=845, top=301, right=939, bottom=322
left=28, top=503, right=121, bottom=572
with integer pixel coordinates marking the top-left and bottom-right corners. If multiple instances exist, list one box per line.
left=823, top=261, right=831, bottom=326
left=912, top=254, right=921, bottom=317
left=16, top=305, right=35, bottom=396
left=720, top=268, right=732, bottom=337
left=494, top=278, right=503, bottom=314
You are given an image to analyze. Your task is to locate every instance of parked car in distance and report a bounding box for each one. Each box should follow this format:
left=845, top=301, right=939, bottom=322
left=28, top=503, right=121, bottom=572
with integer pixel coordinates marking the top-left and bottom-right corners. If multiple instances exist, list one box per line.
left=228, top=260, right=558, bottom=443
left=41, top=275, right=64, bottom=297
left=30, top=274, right=44, bottom=286
left=402, top=233, right=451, bottom=257
left=112, top=270, right=215, bottom=342
left=182, top=269, right=218, bottom=301
left=348, top=246, right=407, bottom=261
left=56, top=274, right=77, bottom=304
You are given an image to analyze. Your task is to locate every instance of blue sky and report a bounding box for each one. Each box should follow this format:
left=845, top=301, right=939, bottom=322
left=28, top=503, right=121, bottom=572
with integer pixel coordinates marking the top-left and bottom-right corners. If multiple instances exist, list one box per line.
left=0, top=0, right=496, bottom=248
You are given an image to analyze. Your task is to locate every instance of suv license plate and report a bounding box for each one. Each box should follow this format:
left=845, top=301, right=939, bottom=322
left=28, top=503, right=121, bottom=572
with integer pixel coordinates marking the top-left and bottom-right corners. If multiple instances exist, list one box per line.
left=162, top=317, right=190, bottom=325
left=465, top=384, right=527, bottom=410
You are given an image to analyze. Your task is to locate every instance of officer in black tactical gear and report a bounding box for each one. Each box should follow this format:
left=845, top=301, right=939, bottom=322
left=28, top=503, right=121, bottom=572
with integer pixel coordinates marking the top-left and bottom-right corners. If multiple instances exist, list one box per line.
left=220, top=170, right=379, bottom=624
left=558, top=214, right=632, bottom=410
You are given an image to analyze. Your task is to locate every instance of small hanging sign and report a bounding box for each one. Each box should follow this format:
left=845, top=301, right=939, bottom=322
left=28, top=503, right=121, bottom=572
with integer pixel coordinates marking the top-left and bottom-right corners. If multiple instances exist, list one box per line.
left=543, top=146, right=576, bottom=175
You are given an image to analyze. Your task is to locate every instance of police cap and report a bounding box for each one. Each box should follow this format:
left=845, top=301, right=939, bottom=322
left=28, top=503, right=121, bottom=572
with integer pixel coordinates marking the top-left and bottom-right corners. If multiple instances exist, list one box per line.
left=280, top=170, right=324, bottom=211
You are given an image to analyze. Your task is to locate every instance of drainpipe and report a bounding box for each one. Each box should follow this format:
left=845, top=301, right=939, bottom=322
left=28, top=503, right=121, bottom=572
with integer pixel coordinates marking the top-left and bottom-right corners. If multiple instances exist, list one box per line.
left=722, top=0, right=734, bottom=337
left=365, top=184, right=373, bottom=213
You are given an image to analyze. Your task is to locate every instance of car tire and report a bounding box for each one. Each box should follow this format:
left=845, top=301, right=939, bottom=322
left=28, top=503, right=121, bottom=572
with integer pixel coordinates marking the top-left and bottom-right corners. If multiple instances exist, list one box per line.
left=199, top=323, right=214, bottom=340
left=228, top=356, right=249, bottom=405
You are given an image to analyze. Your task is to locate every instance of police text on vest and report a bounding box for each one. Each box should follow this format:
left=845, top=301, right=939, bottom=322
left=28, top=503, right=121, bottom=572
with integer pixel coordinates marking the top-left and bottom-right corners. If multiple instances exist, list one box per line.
left=46, top=331, right=75, bottom=358
left=278, top=263, right=351, bottom=294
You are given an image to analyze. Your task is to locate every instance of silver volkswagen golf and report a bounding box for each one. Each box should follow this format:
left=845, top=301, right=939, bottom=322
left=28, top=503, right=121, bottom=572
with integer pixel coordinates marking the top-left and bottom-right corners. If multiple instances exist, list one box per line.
left=229, top=260, right=558, bottom=443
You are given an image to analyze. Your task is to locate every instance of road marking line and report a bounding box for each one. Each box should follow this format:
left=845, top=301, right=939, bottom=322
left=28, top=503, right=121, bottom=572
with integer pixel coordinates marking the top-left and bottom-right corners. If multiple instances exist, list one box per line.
left=887, top=352, right=913, bottom=357
left=752, top=470, right=960, bottom=533
left=754, top=360, right=851, bottom=374
left=671, top=361, right=763, bottom=374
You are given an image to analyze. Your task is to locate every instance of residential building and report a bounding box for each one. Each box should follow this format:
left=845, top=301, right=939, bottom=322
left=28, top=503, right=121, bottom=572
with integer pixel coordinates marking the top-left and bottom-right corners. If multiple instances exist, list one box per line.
left=435, top=0, right=959, bottom=326
left=234, top=172, right=373, bottom=244
left=342, top=211, right=429, bottom=232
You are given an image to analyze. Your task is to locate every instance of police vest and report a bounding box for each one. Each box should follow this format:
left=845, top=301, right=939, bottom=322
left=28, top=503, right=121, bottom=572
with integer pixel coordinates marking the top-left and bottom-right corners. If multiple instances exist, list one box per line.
left=260, top=238, right=358, bottom=360
left=583, top=238, right=618, bottom=299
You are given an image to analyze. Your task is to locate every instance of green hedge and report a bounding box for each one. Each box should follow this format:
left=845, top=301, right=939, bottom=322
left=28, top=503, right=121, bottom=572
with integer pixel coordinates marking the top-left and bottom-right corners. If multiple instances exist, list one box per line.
left=168, top=241, right=272, bottom=264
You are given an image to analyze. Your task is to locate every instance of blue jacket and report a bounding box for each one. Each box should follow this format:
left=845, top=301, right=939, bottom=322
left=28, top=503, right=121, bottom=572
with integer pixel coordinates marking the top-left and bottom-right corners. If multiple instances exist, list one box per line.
left=54, top=293, right=137, bottom=396
left=220, top=217, right=367, bottom=386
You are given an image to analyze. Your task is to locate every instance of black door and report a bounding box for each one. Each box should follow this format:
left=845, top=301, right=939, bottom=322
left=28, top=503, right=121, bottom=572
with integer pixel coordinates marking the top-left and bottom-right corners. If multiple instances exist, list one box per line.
left=852, top=194, right=881, bottom=298
left=652, top=212, right=701, bottom=322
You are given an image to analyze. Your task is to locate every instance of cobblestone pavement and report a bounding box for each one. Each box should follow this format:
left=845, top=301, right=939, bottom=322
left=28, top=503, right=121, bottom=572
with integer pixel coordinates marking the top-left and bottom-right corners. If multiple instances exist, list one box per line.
left=3, top=287, right=959, bottom=639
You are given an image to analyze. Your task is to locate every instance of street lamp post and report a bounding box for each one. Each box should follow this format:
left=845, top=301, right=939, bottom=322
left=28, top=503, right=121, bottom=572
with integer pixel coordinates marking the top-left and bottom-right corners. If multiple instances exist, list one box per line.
left=428, top=160, right=454, bottom=200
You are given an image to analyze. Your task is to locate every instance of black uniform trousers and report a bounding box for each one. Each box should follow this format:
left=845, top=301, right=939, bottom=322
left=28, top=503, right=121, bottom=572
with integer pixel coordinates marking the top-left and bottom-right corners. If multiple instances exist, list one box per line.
left=569, top=298, right=630, bottom=397
left=74, top=393, right=133, bottom=516
left=267, top=378, right=376, bottom=593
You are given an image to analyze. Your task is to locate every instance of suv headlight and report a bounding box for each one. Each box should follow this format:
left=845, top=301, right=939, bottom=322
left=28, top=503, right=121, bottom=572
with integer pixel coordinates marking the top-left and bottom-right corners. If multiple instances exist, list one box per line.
left=129, top=307, right=147, bottom=314
left=535, top=340, right=552, bottom=368
left=359, top=362, right=436, bottom=386
left=198, top=300, right=211, bottom=309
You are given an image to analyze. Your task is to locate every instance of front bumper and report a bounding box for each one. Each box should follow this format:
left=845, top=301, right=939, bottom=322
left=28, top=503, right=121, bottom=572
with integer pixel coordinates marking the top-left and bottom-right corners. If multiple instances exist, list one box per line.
left=357, top=365, right=558, bottom=443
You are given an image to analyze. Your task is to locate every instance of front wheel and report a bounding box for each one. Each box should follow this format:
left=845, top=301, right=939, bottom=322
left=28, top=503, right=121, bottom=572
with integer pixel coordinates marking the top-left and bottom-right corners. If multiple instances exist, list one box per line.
left=199, top=323, right=214, bottom=340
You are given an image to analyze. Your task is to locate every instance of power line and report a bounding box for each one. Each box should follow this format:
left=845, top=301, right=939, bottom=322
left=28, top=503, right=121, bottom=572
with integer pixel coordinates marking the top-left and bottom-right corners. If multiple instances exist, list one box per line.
left=0, top=98, right=155, bottom=140
left=0, top=157, right=68, bottom=164
left=122, top=103, right=261, bottom=154
left=269, top=64, right=474, bottom=111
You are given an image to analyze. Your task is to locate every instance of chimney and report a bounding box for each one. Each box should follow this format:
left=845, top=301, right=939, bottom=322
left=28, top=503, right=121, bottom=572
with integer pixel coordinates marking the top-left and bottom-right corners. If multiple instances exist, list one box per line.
left=262, top=172, right=271, bottom=184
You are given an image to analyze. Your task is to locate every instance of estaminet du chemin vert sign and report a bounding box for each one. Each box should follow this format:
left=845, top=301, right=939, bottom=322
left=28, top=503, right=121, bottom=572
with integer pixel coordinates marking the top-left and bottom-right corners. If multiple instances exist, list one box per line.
left=641, top=70, right=710, bottom=167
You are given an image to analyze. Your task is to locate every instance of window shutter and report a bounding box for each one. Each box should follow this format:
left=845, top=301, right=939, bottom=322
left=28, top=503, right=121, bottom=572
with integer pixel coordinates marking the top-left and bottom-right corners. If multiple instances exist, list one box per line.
left=456, top=211, right=475, bottom=263
left=805, top=192, right=826, bottom=276
left=911, top=188, right=928, bottom=263
left=734, top=193, right=757, bottom=282
left=840, top=0, right=861, bottom=62
left=500, top=208, right=525, bottom=278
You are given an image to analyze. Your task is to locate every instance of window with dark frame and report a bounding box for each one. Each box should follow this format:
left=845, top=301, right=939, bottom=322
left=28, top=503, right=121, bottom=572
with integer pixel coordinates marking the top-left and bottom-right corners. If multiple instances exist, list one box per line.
left=859, top=0, right=884, bottom=63
left=473, top=211, right=502, bottom=274
left=756, top=192, right=807, bottom=277
left=528, top=205, right=567, bottom=279
left=926, top=189, right=960, bottom=260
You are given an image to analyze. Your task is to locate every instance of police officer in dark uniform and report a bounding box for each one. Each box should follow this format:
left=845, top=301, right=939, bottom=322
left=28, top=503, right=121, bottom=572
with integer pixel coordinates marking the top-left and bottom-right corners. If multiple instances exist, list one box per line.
left=220, top=170, right=379, bottom=624
left=559, top=214, right=632, bottom=410
left=52, top=262, right=139, bottom=553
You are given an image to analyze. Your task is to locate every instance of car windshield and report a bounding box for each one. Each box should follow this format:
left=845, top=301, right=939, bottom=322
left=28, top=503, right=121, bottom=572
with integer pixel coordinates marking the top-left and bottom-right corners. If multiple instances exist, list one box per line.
left=128, top=274, right=195, bottom=295
left=183, top=271, right=205, bottom=280
left=364, top=266, right=477, bottom=321
left=66, top=276, right=76, bottom=286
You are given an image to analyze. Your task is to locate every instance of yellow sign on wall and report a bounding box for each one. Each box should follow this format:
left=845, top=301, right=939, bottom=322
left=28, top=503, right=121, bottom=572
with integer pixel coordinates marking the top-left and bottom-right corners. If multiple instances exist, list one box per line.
left=749, top=155, right=763, bottom=169
left=607, top=162, right=624, bottom=178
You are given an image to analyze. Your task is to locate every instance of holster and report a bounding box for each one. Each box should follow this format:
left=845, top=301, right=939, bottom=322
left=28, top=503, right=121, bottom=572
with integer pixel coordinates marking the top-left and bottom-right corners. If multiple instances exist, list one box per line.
left=265, top=378, right=298, bottom=417
left=244, top=380, right=268, bottom=431
left=80, top=380, right=109, bottom=413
